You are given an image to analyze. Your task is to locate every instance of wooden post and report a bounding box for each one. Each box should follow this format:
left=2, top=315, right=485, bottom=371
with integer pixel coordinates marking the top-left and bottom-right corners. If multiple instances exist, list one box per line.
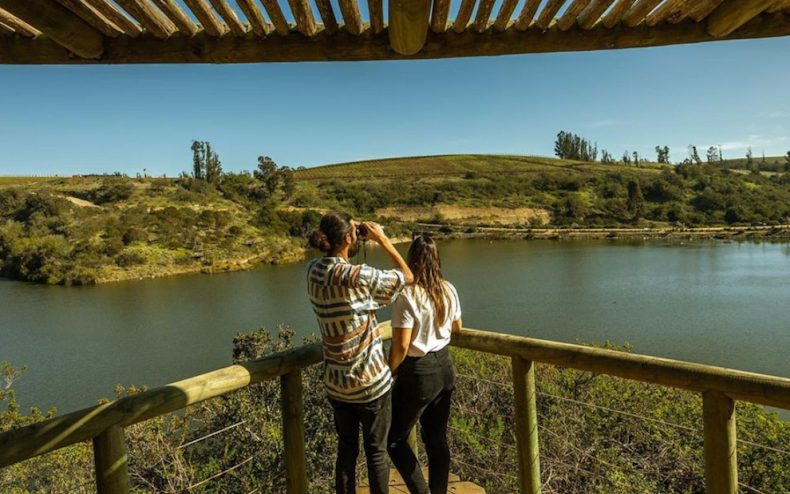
left=703, top=391, right=738, bottom=494
left=281, top=369, right=308, bottom=494
left=512, top=356, right=541, bottom=494
left=92, top=425, right=130, bottom=494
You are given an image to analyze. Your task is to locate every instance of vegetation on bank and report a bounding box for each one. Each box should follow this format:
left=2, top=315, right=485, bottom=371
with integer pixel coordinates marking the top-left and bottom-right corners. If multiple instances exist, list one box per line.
left=3, top=329, right=790, bottom=493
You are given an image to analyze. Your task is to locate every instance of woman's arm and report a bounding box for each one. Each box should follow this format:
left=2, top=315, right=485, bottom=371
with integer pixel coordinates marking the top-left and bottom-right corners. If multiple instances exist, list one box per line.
left=389, top=327, right=413, bottom=374
left=452, top=318, right=462, bottom=334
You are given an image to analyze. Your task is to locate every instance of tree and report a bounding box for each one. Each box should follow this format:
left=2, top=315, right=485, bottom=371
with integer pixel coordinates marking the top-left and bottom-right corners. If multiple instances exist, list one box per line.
left=622, top=150, right=631, bottom=166
left=279, top=166, right=296, bottom=199
left=627, top=180, right=645, bottom=220
left=784, top=151, right=790, bottom=173
left=706, top=146, right=720, bottom=165
left=204, top=143, right=223, bottom=184
left=255, top=156, right=280, bottom=196
left=688, top=145, right=702, bottom=165
left=655, top=146, right=670, bottom=164
left=554, top=131, right=598, bottom=162
left=746, top=147, right=755, bottom=172
left=633, top=151, right=640, bottom=168
left=601, top=150, right=614, bottom=164
left=191, top=141, right=205, bottom=180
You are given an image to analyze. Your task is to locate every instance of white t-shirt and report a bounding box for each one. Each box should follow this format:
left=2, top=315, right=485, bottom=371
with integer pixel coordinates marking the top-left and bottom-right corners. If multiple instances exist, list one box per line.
left=391, top=281, right=462, bottom=357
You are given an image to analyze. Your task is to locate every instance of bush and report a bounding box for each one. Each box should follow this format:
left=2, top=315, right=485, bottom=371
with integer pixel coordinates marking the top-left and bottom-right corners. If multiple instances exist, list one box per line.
left=93, top=180, right=134, bottom=205
left=116, top=250, right=147, bottom=267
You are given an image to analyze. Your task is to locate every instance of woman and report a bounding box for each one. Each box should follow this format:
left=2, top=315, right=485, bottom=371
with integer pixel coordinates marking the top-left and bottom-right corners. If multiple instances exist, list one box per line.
left=306, top=212, right=413, bottom=494
left=387, top=234, right=462, bottom=494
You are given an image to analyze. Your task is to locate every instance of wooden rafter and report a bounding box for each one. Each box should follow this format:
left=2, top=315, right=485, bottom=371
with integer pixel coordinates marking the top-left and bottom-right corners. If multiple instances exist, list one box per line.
left=536, top=0, right=568, bottom=31
left=259, top=0, right=289, bottom=35
left=0, top=0, right=103, bottom=58
left=286, top=0, right=316, bottom=36
left=645, top=0, right=690, bottom=26
left=83, top=0, right=142, bottom=37
left=0, top=7, right=40, bottom=37
left=0, top=21, right=14, bottom=36
left=666, top=0, right=702, bottom=24
left=452, top=0, right=476, bottom=33
left=707, top=0, right=781, bottom=37
left=151, top=0, right=199, bottom=36
left=493, top=0, right=519, bottom=32
left=114, top=0, right=177, bottom=38
left=181, top=0, right=225, bottom=36
left=236, top=0, right=270, bottom=37
left=577, top=0, right=618, bottom=29
left=687, top=0, right=725, bottom=22
left=622, top=0, right=662, bottom=27
left=558, top=0, right=593, bottom=31
left=473, top=0, right=496, bottom=32
left=368, top=0, right=384, bottom=34
left=767, top=0, right=790, bottom=13
left=208, top=0, right=247, bottom=36
left=390, top=0, right=431, bottom=54
left=430, top=0, right=452, bottom=33
left=338, top=0, right=363, bottom=35
left=313, top=0, right=338, bottom=35
left=602, top=0, right=636, bottom=28
left=56, top=0, right=122, bottom=38
left=515, top=0, right=542, bottom=31
left=4, top=12, right=789, bottom=64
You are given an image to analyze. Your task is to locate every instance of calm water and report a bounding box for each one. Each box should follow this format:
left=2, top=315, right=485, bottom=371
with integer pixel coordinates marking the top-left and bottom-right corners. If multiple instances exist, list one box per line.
left=2, top=240, right=790, bottom=414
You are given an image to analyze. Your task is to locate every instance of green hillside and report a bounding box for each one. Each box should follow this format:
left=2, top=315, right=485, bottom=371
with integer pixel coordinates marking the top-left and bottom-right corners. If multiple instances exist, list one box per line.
left=294, top=154, right=664, bottom=181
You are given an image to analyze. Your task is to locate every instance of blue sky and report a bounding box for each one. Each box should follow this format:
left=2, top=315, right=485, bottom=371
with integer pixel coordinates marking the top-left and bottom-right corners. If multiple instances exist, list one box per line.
left=1, top=33, right=789, bottom=176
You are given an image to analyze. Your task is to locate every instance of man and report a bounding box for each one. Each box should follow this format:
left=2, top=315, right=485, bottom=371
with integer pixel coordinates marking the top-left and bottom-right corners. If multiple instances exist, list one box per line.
left=307, top=211, right=414, bottom=494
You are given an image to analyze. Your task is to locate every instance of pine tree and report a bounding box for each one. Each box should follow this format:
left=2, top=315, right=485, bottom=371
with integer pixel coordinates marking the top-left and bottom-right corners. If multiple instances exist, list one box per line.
left=191, top=140, right=205, bottom=180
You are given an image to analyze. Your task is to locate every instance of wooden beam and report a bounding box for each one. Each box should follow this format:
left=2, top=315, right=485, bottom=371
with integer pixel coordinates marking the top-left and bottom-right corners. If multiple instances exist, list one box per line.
left=473, top=0, right=496, bottom=32
left=83, top=0, right=142, bottom=37
left=368, top=0, right=384, bottom=34
left=2, top=12, right=790, bottom=64
left=93, top=426, right=130, bottom=494
left=259, top=0, right=290, bottom=35
left=430, top=0, right=452, bottom=32
left=287, top=0, right=317, bottom=36
left=535, top=0, right=568, bottom=31
left=0, top=0, right=104, bottom=58
left=452, top=0, right=476, bottom=33
left=577, top=0, right=617, bottom=29
left=687, top=0, right=725, bottom=22
left=601, top=0, right=636, bottom=28
left=558, top=0, right=593, bottom=31
left=337, top=0, right=363, bottom=35
left=56, top=0, right=123, bottom=38
left=703, top=391, right=738, bottom=494
left=237, top=0, right=270, bottom=36
left=767, top=0, right=790, bottom=13
left=0, top=7, right=40, bottom=37
left=182, top=0, right=225, bottom=36
left=514, top=0, right=541, bottom=31
left=114, top=0, right=177, bottom=38
left=666, top=0, right=703, bottom=24
left=621, top=0, right=662, bottom=27
left=493, top=0, right=519, bottom=32
left=208, top=0, right=247, bottom=36
left=390, top=0, right=431, bottom=53
left=313, top=0, right=337, bottom=34
left=707, top=0, right=780, bottom=37
left=512, top=357, right=541, bottom=494
left=645, top=0, right=689, bottom=26
left=151, top=0, right=199, bottom=36
left=281, top=370, right=308, bottom=494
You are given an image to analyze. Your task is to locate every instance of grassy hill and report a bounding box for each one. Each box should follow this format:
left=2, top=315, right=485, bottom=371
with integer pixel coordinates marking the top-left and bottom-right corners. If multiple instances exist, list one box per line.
left=294, top=154, right=665, bottom=181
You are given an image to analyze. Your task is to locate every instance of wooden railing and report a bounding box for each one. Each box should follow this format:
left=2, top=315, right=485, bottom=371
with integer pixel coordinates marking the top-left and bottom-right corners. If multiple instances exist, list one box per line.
left=3, top=322, right=790, bottom=494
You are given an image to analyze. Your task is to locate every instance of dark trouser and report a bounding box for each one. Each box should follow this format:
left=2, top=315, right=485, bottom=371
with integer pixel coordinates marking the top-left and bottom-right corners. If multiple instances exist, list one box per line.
left=387, top=347, right=456, bottom=494
left=329, top=390, right=392, bottom=494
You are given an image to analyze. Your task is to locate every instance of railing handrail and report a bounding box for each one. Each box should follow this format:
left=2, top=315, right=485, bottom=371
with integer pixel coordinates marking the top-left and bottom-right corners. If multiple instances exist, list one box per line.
left=3, top=322, right=790, bottom=471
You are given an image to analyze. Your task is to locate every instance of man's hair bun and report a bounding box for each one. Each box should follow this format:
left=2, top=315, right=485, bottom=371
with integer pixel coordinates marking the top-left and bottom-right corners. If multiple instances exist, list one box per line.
left=309, top=230, right=332, bottom=253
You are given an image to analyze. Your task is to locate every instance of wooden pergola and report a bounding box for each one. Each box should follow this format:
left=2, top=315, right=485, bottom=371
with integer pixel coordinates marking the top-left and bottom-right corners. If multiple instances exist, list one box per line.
left=0, top=0, right=789, bottom=63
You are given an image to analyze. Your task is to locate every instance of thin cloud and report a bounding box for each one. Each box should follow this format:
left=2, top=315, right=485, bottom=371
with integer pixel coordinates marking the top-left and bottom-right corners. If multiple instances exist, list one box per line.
left=758, top=110, right=790, bottom=119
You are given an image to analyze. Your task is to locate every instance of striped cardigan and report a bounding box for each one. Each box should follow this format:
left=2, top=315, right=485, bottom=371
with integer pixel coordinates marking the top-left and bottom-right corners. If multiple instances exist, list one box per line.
left=307, top=256, right=406, bottom=403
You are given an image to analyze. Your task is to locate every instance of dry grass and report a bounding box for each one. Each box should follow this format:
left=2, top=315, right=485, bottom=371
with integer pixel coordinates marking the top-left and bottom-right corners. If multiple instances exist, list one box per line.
left=376, top=205, right=551, bottom=224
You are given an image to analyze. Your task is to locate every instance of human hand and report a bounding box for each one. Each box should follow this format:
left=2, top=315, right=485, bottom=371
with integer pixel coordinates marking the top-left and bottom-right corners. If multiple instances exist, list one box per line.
left=361, top=222, right=388, bottom=245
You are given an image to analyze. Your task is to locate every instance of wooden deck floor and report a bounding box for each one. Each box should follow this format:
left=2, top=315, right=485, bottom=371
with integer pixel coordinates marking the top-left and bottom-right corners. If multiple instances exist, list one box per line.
left=358, top=468, right=485, bottom=494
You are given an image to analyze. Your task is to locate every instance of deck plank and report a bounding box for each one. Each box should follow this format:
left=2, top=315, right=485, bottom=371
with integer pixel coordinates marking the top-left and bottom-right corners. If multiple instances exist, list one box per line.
left=358, top=468, right=480, bottom=493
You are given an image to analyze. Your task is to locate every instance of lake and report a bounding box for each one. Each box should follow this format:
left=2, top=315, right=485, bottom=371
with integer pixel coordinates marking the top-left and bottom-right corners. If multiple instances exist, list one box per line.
left=2, top=239, right=790, bottom=415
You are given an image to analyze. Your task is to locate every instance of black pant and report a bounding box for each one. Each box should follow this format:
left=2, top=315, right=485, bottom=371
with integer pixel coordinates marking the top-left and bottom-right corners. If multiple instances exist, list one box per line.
left=387, top=347, right=456, bottom=494
left=329, top=391, right=392, bottom=494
